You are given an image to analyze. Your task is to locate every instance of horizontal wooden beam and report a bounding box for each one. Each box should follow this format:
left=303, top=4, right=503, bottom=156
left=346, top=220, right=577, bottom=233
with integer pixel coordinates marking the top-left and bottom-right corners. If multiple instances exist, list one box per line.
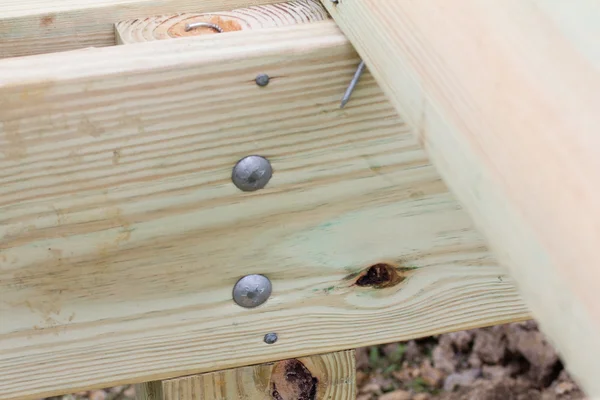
left=0, top=21, right=529, bottom=400
left=115, top=0, right=329, bottom=45
left=0, top=0, right=284, bottom=58
left=322, top=0, right=600, bottom=396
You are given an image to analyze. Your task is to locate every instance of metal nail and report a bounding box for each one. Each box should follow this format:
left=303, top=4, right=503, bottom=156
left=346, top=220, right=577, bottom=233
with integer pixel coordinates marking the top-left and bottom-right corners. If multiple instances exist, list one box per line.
left=255, top=73, right=270, bottom=87
left=264, top=333, right=278, bottom=344
left=340, top=60, right=366, bottom=108
left=232, top=274, right=272, bottom=308
left=330, top=0, right=339, bottom=4
left=232, top=155, right=273, bottom=192
left=185, top=22, right=224, bottom=33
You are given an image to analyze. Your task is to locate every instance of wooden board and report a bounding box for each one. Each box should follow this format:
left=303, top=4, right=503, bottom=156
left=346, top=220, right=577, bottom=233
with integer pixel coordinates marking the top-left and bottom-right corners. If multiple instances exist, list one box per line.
left=0, top=21, right=529, bottom=400
left=0, top=0, right=283, bottom=58
left=115, top=0, right=329, bottom=44
left=137, top=350, right=356, bottom=400
left=321, top=0, right=600, bottom=396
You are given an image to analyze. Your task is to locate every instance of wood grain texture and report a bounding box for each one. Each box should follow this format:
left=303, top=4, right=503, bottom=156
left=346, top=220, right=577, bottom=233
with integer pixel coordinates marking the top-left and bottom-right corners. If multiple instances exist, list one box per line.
left=152, top=350, right=355, bottom=400
left=0, top=0, right=282, bottom=58
left=115, top=0, right=329, bottom=44
left=0, top=21, right=529, bottom=400
left=136, top=382, right=163, bottom=400
left=321, top=0, right=600, bottom=396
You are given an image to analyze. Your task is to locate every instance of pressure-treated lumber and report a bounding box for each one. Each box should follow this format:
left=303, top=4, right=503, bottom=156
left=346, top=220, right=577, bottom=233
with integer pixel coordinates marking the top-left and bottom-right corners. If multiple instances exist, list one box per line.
left=136, top=382, right=163, bottom=400
left=322, top=0, right=600, bottom=396
left=0, top=0, right=283, bottom=58
left=115, top=0, right=328, bottom=44
left=137, top=350, right=356, bottom=400
left=0, top=21, right=529, bottom=400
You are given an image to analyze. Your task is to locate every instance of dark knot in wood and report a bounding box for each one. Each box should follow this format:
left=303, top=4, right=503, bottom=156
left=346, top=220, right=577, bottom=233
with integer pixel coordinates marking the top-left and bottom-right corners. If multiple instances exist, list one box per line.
left=271, top=359, right=318, bottom=400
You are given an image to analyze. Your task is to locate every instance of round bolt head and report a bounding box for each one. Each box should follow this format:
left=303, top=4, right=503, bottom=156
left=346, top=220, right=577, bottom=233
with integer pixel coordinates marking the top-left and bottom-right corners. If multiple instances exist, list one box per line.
left=232, top=274, right=272, bottom=308
left=255, top=73, right=270, bottom=87
left=264, top=333, right=278, bottom=344
left=232, top=155, right=272, bottom=192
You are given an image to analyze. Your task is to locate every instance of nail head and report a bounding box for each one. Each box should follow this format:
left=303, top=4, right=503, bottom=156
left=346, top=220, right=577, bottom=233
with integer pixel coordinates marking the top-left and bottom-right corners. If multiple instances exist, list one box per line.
left=232, top=155, right=273, bottom=192
left=264, top=333, right=278, bottom=344
left=232, top=274, right=272, bottom=308
left=255, top=74, right=270, bottom=87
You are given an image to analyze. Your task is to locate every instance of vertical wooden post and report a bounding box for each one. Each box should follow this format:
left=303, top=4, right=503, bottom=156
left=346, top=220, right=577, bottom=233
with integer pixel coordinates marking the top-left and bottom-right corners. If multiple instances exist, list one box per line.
left=136, top=381, right=164, bottom=400
left=137, top=350, right=356, bottom=400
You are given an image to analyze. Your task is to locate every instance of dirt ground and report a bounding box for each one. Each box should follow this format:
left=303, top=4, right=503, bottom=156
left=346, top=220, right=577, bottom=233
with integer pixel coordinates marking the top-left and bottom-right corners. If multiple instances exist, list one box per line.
left=48, top=321, right=586, bottom=400
left=355, top=321, right=586, bottom=400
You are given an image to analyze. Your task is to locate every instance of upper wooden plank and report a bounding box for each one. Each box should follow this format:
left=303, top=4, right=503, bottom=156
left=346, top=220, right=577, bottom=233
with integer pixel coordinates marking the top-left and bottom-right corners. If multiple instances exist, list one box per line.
left=322, top=0, right=600, bottom=396
left=0, top=0, right=284, bottom=58
left=0, top=20, right=528, bottom=400
left=115, top=1, right=329, bottom=44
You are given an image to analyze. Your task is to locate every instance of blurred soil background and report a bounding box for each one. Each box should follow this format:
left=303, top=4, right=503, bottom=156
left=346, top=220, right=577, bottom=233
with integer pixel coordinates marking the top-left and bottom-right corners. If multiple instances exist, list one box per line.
left=43, top=321, right=586, bottom=400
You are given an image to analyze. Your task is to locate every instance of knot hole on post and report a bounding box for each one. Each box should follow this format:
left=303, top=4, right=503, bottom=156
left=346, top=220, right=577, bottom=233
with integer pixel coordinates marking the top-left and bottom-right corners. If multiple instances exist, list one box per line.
left=271, top=359, right=318, bottom=400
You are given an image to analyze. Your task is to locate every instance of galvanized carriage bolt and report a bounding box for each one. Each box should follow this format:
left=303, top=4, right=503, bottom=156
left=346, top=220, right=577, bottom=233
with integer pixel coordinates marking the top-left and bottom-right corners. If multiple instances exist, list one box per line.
left=232, top=274, right=272, bottom=308
left=185, top=22, right=223, bottom=33
left=231, top=155, right=273, bottom=192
